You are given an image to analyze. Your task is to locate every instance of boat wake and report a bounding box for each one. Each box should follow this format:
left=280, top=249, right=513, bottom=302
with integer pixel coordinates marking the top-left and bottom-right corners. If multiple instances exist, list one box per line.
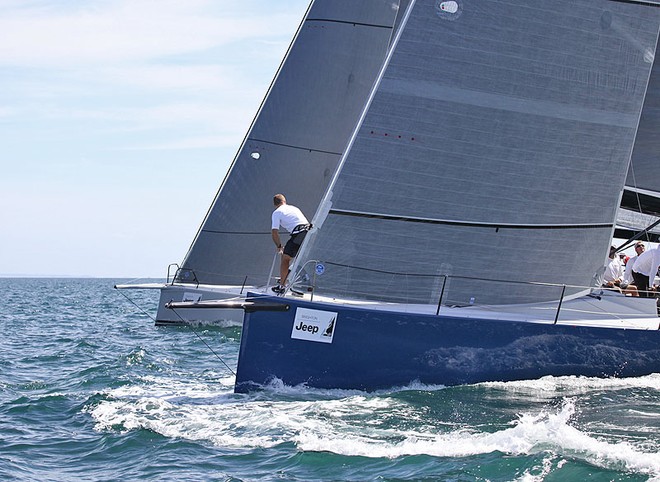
left=480, top=373, right=660, bottom=393
left=85, top=374, right=660, bottom=479
left=291, top=398, right=659, bottom=478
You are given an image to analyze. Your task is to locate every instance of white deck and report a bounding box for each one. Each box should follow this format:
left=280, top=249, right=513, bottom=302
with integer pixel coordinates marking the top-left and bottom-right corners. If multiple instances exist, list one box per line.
left=116, top=281, right=660, bottom=331
left=269, top=288, right=660, bottom=331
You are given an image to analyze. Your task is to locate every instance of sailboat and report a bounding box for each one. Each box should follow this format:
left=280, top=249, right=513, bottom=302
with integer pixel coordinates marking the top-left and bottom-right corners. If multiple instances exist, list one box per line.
left=116, top=0, right=407, bottom=324
left=171, top=0, right=660, bottom=392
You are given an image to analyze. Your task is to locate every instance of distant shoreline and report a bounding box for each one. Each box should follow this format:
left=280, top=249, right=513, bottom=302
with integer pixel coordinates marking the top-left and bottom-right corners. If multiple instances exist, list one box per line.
left=0, top=275, right=164, bottom=279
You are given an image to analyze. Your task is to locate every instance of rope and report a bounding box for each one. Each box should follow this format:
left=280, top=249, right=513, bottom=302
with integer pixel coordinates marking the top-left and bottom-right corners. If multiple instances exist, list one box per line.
left=114, top=286, right=236, bottom=377
left=628, top=161, right=644, bottom=218
left=115, top=288, right=157, bottom=322
left=616, top=217, right=660, bottom=253
left=169, top=307, right=237, bottom=377
left=625, top=161, right=653, bottom=246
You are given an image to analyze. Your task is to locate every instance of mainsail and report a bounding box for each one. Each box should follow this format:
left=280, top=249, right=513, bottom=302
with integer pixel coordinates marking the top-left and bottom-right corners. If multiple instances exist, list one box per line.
left=294, top=0, right=660, bottom=306
left=175, top=0, right=401, bottom=286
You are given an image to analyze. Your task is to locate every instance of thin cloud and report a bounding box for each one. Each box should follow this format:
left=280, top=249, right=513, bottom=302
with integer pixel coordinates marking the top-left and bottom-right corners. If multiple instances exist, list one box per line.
left=0, top=106, right=16, bottom=118
left=114, top=134, right=246, bottom=151
left=60, top=102, right=256, bottom=130
left=0, top=0, right=311, bottom=277
left=0, top=1, right=304, bottom=144
left=0, top=0, right=304, bottom=67
left=98, top=65, right=239, bottom=93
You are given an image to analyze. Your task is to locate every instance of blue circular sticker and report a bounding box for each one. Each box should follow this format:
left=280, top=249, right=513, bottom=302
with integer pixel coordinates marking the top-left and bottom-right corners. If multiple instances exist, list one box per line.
left=315, top=263, right=325, bottom=275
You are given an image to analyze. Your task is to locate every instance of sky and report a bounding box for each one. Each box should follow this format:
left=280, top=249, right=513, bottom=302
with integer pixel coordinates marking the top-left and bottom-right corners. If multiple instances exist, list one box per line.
left=0, top=0, right=309, bottom=278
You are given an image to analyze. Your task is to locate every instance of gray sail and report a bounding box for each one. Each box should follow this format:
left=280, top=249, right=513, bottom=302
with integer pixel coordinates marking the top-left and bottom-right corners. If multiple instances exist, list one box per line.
left=175, top=0, right=400, bottom=286
left=623, top=38, right=660, bottom=217
left=615, top=209, right=660, bottom=243
left=296, top=0, right=660, bottom=306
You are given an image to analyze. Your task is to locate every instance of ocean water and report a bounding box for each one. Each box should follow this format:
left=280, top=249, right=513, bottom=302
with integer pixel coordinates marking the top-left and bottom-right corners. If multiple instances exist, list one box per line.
left=1, top=278, right=659, bottom=481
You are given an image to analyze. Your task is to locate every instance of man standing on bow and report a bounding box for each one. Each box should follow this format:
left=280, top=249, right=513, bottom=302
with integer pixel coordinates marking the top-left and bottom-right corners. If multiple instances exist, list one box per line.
left=271, top=194, right=310, bottom=294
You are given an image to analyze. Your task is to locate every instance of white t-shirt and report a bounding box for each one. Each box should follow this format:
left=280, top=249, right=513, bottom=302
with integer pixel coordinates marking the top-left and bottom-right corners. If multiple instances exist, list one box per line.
left=623, top=255, right=637, bottom=284
left=271, top=204, right=308, bottom=233
left=632, top=247, right=660, bottom=278
left=603, top=256, right=624, bottom=284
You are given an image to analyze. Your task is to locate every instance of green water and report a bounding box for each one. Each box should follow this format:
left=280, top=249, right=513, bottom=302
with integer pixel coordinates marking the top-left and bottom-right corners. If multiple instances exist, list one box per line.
left=1, top=278, right=658, bottom=481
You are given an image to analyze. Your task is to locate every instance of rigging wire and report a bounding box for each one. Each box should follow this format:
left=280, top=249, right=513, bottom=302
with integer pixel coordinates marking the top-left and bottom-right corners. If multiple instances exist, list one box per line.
left=169, top=307, right=237, bottom=377
left=615, top=159, right=656, bottom=253
left=617, top=217, right=660, bottom=252
left=629, top=158, right=641, bottom=211
left=115, top=288, right=156, bottom=322
left=114, top=287, right=237, bottom=377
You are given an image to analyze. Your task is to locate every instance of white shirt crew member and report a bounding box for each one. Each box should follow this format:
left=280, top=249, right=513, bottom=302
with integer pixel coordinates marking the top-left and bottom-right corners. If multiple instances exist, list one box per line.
left=603, top=256, right=624, bottom=284
left=623, top=256, right=637, bottom=285
left=272, top=204, right=309, bottom=233
left=632, top=247, right=660, bottom=281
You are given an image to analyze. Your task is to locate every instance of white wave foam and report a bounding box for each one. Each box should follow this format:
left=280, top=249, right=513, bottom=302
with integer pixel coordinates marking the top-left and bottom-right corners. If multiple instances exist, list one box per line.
left=513, top=454, right=557, bottom=482
left=293, top=399, right=659, bottom=477
left=628, top=409, right=660, bottom=418
left=184, top=319, right=242, bottom=328
left=123, top=347, right=146, bottom=366
left=481, top=373, right=660, bottom=395
left=261, top=374, right=660, bottom=400
left=257, top=377, right=448, bottom=399
left=87, top=378, right=659, bottom=479
left=107, top=374, right=235, bottom=399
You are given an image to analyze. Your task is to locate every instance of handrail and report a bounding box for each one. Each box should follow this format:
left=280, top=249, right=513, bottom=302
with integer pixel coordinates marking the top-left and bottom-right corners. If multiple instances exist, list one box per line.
left=295, top=260, right=659, bottom=323
left=293, top=259, right=322, bottom=301
left=173, top=267, right=199, bottom=288
left=433, top=277, right=568, bottom=322
left=166, top=263, right=179, bottom=284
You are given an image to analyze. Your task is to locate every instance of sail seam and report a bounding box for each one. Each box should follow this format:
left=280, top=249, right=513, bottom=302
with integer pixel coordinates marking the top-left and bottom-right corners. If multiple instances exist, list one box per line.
left=200, top=230, right=272, bottom=235
left=608, top=0, right=660, bottom=6
left=330, top=209, right=612, bottom=230
left=248, top=138, right=342, bottom=156
left=306, top=18, right=394, bottom=29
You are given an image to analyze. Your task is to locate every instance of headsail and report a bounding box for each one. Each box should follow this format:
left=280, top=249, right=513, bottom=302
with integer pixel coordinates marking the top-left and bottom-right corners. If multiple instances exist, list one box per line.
left=624, top=38, right=660, bottom=217
left=618, top=36, right=660, bottom=245
left=175, top=0, right=401, bottom=286
left=294, top=0, right=660, bottom=305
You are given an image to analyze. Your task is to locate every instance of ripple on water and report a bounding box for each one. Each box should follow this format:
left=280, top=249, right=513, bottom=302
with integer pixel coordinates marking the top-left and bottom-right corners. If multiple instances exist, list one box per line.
left=0, top=279, right=658, bottom=481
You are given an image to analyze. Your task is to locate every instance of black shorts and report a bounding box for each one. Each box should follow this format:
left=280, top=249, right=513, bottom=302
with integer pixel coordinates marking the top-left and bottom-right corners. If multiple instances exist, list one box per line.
left=632, top=270, right=650, bottom=297
left=283, top=230, right=307, bottom=257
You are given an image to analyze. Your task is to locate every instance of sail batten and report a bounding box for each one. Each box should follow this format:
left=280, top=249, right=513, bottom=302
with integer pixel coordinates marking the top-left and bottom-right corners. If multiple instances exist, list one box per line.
left=305, top=18, right=397, bottom=29
left=244, top=137, right=343, bottom=156
left=330, top=208, right=614, bottom=229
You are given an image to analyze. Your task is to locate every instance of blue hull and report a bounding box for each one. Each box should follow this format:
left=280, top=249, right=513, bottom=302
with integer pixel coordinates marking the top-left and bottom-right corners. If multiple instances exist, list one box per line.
left=235, top=295, right=660, bottom=393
